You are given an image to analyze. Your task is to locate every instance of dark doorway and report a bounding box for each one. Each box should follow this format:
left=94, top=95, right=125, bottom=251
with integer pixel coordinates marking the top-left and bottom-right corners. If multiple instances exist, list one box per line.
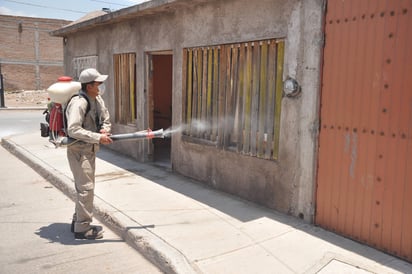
left=151, top=54, right=172, bottom=167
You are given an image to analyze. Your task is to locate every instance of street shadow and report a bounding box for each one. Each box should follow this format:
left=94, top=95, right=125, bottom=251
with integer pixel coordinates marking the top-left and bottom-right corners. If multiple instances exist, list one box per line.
left=36, top=223, right=123, bottom=245
left=97, top=148, right=286, bottom=223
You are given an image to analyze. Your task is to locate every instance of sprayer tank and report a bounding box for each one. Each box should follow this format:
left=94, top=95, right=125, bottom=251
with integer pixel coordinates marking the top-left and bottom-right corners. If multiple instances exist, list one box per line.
left=47, top=76, right=81, bottom=104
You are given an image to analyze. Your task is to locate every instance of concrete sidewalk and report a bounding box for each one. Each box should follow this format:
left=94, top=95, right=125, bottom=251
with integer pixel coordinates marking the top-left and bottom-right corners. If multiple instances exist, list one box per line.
left=2, top=132, right=411, bottom=274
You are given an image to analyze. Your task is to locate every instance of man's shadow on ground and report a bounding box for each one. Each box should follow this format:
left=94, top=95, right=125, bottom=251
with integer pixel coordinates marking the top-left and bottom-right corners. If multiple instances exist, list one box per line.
left=35, top=223, right=123, bottom=245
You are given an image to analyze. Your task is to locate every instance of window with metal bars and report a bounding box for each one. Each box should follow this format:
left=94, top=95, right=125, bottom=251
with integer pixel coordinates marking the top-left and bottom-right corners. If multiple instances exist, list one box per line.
left=72, top=56, right=98, bottom=80
left=182, top=39, right=284, bottom=160
left=113, top=53, right=137, bottom=125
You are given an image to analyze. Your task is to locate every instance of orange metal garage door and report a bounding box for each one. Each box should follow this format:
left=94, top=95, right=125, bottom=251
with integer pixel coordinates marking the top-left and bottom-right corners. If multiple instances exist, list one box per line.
left=316, top=0, right=412, bottom=262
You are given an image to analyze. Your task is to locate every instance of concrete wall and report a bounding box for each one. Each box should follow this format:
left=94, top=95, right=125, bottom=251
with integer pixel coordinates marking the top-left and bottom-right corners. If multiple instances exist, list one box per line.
left=61, top=0, right=324, bottom=221
left=0, top=15, right=70, bottom=90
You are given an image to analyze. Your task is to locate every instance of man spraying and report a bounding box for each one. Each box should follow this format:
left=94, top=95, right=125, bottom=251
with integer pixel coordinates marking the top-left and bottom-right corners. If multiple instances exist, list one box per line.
left=66, top=68, right=112, bottom=239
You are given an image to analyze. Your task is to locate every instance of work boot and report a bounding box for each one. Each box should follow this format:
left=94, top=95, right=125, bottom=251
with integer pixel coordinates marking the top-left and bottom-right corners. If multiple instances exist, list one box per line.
left=74, top=226, right=104, bottom=240
left=70, top=213, right=76, bottom=233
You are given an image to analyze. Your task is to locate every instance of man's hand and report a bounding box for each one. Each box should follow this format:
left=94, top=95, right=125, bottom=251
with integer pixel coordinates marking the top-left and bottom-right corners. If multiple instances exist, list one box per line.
left=99, top=133, right=113, bottom=144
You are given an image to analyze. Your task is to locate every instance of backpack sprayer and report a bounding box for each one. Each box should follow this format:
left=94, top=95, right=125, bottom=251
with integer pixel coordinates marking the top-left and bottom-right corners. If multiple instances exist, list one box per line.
left=41, top=76, right=169, bottom=147
left=41, top=76, right=81, bottom=143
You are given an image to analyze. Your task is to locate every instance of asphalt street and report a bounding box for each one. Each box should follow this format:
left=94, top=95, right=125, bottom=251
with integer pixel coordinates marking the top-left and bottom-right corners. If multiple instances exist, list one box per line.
left=0, top=144, right=162, bottom=274
left=0, top=109, right=44, bottom=139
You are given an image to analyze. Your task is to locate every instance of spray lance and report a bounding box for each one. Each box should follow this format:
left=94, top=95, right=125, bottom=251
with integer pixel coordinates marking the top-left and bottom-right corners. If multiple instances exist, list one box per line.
left=53, top=128, right=169, bottom=147
left=110, top=128, right=168, bottom=141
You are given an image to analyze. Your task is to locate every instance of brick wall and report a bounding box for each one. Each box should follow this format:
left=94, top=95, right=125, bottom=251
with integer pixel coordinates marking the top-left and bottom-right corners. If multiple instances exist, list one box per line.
left=0, top=15, right=71, bottom=90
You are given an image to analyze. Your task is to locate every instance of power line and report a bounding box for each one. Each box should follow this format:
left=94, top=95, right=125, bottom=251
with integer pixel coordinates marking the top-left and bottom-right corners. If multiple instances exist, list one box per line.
left=3, top=0, right=87, bottom=14
left=90, top=0, right=129, bottom=7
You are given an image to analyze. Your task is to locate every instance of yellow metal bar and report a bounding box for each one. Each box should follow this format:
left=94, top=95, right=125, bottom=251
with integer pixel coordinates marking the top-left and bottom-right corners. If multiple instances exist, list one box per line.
left=273, top=40, right=284, bottom=159
left=181, top=49, right=188, bottom=124
left=236, top=43, right=245, bottom=152
left=258, top=42, right=268, bottom=156
left=243, top=43, right=252, bottom=153
left=186, top=49, right=193, bottom=131
left=212, top=47, right=219, bottom=141
left=129, top=54, right=136, bottom=123
left=197, top=49, right=203, bottom=121
left=207, top=48, right=213, bottom=135
left=201, top=48, right=208, bottom=134
left=265, top=40, right=276, bottom=159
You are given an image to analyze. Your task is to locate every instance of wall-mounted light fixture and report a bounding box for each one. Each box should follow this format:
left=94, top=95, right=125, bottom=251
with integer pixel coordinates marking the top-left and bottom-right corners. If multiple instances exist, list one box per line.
left=283, top=77, right=301, bottom=98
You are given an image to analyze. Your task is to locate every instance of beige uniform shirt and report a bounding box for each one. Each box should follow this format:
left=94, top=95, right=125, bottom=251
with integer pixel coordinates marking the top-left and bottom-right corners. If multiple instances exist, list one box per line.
left=66, top=93, right=111, bottom=145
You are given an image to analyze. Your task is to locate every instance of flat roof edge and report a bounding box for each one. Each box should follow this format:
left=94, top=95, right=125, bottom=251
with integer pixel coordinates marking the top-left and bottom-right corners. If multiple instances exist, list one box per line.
left=50, top=0, right=186, bottom=37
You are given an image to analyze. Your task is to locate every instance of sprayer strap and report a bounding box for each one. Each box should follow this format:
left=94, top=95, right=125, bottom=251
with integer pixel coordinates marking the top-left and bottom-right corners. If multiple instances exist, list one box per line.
left=76, top=91, right=91, bottom=115
left=64, top=91, right=91, bottom=132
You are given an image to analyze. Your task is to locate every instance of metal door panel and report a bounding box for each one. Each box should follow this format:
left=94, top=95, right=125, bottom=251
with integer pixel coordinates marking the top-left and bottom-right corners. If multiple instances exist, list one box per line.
left=317, top=0, right=412, bottom=262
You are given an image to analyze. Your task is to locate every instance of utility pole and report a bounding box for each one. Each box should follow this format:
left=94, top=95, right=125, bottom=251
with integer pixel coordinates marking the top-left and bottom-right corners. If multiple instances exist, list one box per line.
left=0, top=64, right=5, bottom=108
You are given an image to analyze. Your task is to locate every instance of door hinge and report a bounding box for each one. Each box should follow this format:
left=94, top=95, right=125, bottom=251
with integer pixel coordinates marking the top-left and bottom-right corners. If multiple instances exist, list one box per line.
left=322, top=0, right=328, bottom=13
left=320, top=32, right=326, bottom=48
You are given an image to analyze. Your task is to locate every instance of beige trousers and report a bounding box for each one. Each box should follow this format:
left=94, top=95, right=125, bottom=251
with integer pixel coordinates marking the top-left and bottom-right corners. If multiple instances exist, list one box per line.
left=67, top=143, right=97, bottom=233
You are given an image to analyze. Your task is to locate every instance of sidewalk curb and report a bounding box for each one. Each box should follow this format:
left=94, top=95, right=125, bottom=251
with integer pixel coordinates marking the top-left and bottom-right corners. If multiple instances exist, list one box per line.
left=1, top=137, right=197, bottom=274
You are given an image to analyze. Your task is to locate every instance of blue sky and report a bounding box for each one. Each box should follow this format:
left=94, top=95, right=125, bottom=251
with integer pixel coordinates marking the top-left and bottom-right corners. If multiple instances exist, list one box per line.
left=0, top=0, right=149, bottom=21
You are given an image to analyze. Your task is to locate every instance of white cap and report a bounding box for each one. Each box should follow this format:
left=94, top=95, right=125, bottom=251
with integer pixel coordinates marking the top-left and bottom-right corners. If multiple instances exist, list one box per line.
left=79, top=68, right=108, bottom=83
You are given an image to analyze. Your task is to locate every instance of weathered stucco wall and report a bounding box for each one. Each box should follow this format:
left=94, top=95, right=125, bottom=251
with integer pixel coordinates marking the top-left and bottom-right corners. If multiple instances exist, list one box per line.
left=61, top=0, right=324, bottom=221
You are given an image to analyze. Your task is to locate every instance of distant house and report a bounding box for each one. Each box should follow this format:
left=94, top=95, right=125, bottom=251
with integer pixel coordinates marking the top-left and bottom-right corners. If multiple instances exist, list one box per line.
left=51, top=0, right=412, bottom=263
left=0, top=15, right=70, bottom=90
